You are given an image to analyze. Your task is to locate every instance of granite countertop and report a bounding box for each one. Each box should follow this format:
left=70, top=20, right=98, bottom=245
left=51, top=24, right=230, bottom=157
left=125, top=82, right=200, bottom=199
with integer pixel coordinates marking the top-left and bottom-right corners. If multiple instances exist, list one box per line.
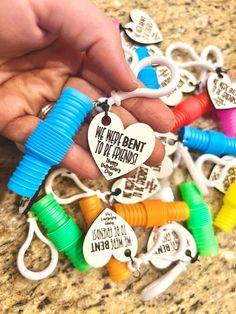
left=0, top=0, right=236, bottom=313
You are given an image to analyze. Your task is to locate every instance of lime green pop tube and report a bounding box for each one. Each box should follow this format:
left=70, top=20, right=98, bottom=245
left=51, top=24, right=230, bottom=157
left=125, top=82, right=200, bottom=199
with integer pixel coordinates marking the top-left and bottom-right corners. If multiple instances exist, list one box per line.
left=179, top=181, right=219, bottom=256
left=31, top=194, right=90, bottom=272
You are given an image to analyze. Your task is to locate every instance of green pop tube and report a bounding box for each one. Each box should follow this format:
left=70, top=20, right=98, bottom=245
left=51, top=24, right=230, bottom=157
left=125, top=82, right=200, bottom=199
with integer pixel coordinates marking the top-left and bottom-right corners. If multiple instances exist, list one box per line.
left=179, top=181, right=219, bottom=256
left=31, top=193, right=90, bottom=272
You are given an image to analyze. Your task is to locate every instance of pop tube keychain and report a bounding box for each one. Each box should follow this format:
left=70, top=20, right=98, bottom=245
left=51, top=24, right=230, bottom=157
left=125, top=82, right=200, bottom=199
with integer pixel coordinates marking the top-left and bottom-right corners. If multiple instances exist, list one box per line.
left=164, top=42, right=236, bottom=135
left=17, top=213, right=58, bottom=280
left=88, top=54, right=180, bottom=181
left=126, top=222, right=197, bottom=301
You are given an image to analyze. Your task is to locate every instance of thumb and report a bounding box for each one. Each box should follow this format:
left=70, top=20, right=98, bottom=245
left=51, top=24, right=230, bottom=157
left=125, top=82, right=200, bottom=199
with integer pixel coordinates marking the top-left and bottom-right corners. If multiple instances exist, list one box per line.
left=32, top=0, right=138, bottom=91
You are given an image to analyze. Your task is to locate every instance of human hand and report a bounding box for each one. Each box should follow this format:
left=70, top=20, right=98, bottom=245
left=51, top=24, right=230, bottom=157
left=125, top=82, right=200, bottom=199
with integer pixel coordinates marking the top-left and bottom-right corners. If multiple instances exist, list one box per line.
left=0, top=0, right=175, bottom=179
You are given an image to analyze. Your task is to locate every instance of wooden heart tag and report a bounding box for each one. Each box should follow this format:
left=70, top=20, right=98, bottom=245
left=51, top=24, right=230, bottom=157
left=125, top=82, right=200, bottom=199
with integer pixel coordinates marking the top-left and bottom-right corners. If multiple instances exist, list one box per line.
left=88, top=112, right=156, bottom=180
left=111, top=164, right=160, bottom=204
left=83, top=208, right=138, bottom=268
left=207, top=72, right=236, bottom=110
left=124, top=9, right=163, bottom=44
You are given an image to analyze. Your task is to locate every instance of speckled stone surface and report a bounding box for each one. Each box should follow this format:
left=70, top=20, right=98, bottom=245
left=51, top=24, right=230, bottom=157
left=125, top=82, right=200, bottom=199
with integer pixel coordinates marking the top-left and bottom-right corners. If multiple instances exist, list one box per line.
left=0, top=1, right=236, bottom=313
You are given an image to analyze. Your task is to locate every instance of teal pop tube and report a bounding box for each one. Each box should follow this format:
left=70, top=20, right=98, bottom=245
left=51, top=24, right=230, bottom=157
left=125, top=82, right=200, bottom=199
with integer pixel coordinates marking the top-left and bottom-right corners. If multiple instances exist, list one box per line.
left=136, top=47, right=160, bottom=89
left=179, top=126, right=236, bottom=156
left=8, top=88, right=93, bottom=197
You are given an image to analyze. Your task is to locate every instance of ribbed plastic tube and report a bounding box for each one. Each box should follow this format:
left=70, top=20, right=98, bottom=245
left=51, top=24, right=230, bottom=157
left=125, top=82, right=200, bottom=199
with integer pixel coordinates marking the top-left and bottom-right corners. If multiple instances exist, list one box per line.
left=172, top=91, right=213, bottom=133
left=179, top=181, right=219, bottom=256
left=8, top=88, right=93, bottom=197
left=179, top=126, right=236, bottom=156
left=31, top=194, right=90, bottom=272
left=216, top=109, right=236, bottom=138
left=113, top=200, right=189, bottom=227
left=136, top=47, right=160, bottom=89
left=214, top=180, right=236, bottom=232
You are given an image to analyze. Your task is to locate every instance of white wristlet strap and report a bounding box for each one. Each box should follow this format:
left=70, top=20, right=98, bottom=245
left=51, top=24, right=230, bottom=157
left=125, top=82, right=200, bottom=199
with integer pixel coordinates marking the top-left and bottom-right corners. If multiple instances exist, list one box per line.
left=141, top=261, right=187, bottom=301
left=165, top=42, right=224, bottom=90
left=127, top=223, right=188, bottom=272
left=17, top=213, right=58, bottom=280
left=107, top=55, right=180, bottom=106
left=45, top=168, right=112, bottom=204
left=177, top=143, right=208, bottom=195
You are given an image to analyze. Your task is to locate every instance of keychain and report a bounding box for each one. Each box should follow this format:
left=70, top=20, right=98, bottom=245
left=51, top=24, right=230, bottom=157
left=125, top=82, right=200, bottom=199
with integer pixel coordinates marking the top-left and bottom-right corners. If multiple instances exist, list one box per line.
left=17, top=213, right=58, bottom=280
left=126, top=222, right=197, bottom=301
left=90, top=54, right=180, bottom=181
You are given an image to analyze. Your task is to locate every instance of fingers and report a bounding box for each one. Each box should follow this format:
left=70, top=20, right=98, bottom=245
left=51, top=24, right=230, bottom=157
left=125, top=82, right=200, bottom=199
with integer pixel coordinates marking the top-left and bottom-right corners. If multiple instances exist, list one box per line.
left=121, top=95, right=175, bottom=133
left=34, top=0, right=138, bottom=92
left=79, top=62, right=175, bottom=133
left=62, top=144, right=101, bottom=179
left=2, top=114, right=102, bottom=179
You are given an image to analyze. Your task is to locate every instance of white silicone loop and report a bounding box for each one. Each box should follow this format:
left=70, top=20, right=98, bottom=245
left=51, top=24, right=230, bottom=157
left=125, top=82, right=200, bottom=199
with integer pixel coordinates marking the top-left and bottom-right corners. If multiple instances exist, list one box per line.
left=127, top=223, right=188, bottom=272
left=152, top=180, right=174, bottom=202
left=195, top=154, right=236, bottom=188
left=177, top=143, right=209, bottom=195
left=17, top=214, right=58, bottom=280
left=45, top=168, right=111, bottom=204
left=107, top=55, right=180, bottom=106
left=141, top=223, right=197, bottom=301
left=165, top=42, right=224, bottom=89
left=123, top=46, right=139, bottom=69
left=141, top=261, right=187, bottom=301
left=165, top=42, right=223, bottom=71
left=199, top=45, right=224, bottom=86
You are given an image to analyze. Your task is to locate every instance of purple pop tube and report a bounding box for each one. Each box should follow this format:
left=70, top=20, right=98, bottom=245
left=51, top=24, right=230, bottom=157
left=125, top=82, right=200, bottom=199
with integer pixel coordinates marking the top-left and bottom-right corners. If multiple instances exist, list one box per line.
left=216, top=109, right=236, bottom=138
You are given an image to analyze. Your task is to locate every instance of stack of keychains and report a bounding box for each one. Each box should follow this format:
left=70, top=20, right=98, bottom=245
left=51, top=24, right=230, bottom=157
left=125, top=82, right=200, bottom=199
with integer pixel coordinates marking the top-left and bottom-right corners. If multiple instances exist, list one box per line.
left=6, top=9, right=236, bottom=302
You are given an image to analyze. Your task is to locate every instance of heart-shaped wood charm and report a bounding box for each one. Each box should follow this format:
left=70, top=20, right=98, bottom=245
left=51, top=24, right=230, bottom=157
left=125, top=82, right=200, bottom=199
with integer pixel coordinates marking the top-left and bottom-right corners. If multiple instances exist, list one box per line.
left=111, top=164, right=160, bottom=204
left=124, top=9, right=163, bottom=44
left=88, top=112, right=156, bottom=180
left=152, top=156, right=174, bottom=179
left=147, top=223, right=196, bottom=269
left=155, top=132, right=178, bottom=156
left=83, top=208, right=138, bottom=268
left=207, top=72, right=236, bottom=110
left=147, top=226, right=180, bottom=269
left=156, top=67, right=197, bottom=107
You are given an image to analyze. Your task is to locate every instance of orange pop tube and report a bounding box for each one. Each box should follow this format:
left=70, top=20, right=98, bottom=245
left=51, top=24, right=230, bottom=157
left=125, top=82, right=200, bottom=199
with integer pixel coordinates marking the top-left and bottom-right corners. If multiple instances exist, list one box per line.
left=113, top=200, right=189, bottom=227
left=78, top=195, right=132, bottom=281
